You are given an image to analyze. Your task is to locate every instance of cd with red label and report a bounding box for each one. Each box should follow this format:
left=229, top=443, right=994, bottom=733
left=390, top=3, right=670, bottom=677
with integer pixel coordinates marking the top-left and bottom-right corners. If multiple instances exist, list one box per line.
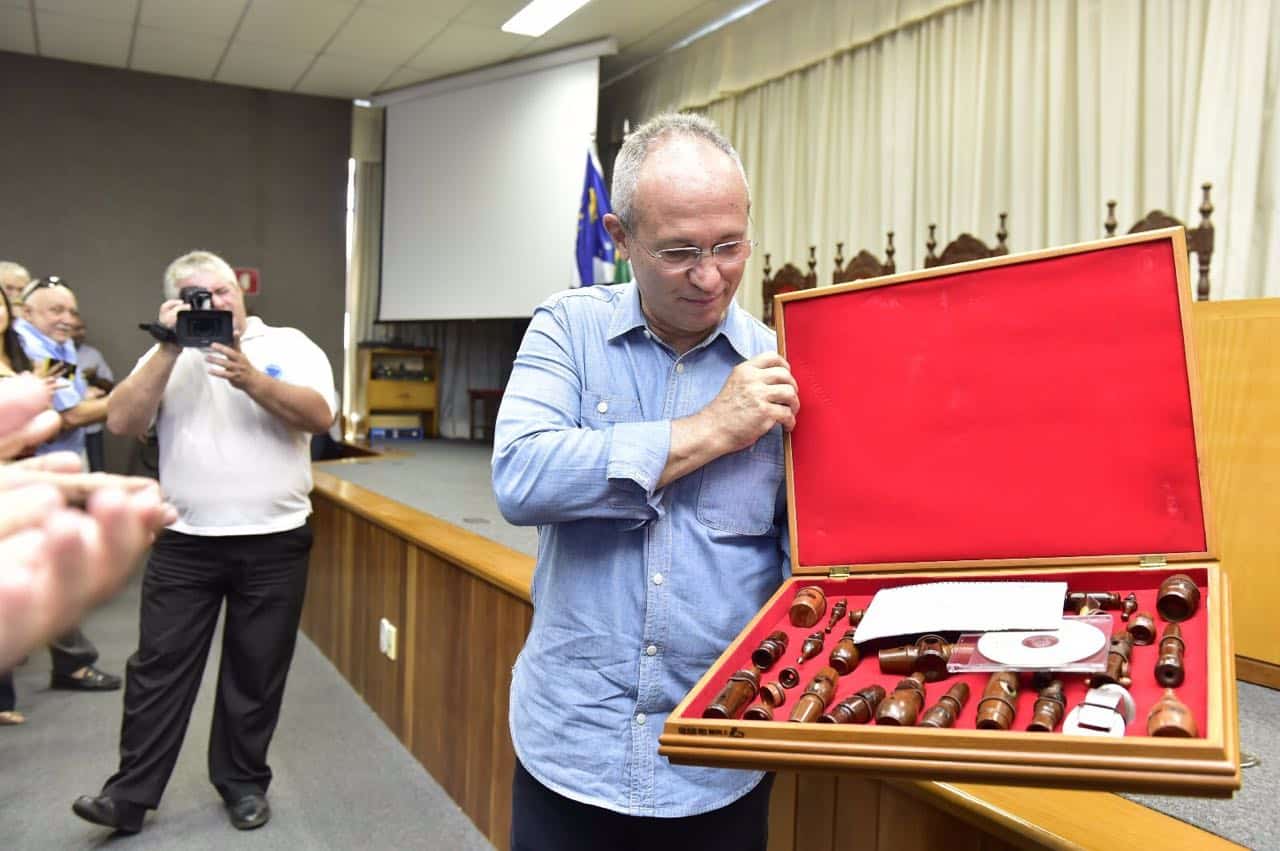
left=976, top=619, right=1109, bottom=668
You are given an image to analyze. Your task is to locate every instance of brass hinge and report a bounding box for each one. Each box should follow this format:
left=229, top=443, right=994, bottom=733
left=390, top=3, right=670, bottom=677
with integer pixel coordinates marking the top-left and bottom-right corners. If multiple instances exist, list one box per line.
left=829, top=565, right=851, bottom=579
left=1139, top=554, right=1168, bottom=569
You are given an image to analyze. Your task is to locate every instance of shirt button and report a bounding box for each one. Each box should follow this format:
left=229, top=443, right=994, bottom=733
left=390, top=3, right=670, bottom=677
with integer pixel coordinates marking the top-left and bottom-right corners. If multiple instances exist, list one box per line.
left=652, top=573, right=664, bottom=585
left=675, top=363, right=685, bottom=374
left=645, top=644, right=658, bottom=657
left=635, top=713, right=647, bottom=726
left=596, top=401, right=608, bottom=413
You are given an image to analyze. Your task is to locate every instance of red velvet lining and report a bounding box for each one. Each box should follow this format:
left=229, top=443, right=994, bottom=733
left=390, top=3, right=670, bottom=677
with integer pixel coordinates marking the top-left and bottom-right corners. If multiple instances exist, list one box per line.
left=781, top=240, right=1206, bottom=566
left=682, top=569, right=1209, bottom=737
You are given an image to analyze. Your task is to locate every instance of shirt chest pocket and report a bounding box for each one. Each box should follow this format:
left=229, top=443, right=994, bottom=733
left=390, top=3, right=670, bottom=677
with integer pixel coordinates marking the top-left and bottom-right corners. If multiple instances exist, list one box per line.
left=696, top=426, right=785, bottom=536
left=579, top=391, right=642, bottom=427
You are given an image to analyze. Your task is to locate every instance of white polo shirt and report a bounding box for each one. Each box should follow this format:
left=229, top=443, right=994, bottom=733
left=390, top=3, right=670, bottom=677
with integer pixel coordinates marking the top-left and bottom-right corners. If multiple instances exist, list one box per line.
left=133, top=316, right=337, bottom=536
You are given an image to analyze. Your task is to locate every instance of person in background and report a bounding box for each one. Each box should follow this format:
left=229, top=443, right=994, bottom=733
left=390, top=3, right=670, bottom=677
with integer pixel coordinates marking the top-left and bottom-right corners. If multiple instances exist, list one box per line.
left=69, top=316, right=114, bottom=473
left=15, top=278, right=120, bottom=692
left=73, top=250, right=336, bottom=835
left=0, top=260, right=30, bottom=307
left=493, top=113, right=798, bottom=851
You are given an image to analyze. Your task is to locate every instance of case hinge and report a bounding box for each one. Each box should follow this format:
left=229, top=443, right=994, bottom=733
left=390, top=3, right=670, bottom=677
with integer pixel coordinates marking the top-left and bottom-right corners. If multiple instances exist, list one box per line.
left=829, top=565, right=851, bottom=579
left=1139, top=554, right=1168, bottom=569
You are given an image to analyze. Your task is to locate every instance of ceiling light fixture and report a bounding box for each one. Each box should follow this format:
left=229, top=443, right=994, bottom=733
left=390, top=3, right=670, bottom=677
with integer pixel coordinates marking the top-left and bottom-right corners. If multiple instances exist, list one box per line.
left=501, top=0, right=593, bottom=38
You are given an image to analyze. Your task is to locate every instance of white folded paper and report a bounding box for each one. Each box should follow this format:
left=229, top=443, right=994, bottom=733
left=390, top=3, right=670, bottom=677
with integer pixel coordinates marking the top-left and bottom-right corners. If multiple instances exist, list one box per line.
left=853, top=581, right=1069, bottom=643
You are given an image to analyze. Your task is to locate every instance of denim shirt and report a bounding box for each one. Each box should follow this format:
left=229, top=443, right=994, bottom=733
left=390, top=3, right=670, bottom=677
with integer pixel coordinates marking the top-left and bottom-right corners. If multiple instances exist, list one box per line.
left=493, top=283, right=789, bottom=817
left=14, top=319, right=86, bottom=456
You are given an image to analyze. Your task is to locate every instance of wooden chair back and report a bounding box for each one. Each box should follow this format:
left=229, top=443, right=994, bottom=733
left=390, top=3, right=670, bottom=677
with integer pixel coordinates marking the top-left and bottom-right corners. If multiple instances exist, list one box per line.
left=833, top=232, right=896, bottom=284
left=762, top=246, right=817, bottom=327
left=1106, top=183, right=1215, bottom=300
left=923, top=213, right=1009, bottom=268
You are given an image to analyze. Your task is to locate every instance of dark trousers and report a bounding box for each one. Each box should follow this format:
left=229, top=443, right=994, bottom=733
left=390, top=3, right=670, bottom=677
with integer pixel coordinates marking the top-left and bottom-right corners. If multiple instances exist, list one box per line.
left=0, top=671, right=14, bottom=712
left=85, top=430, right=105, bottom=473
left=103, top=526, right=312, bottom=809
left=510, top=759, right=773, bottom=851
left=48, top=626, right=98, bottom=676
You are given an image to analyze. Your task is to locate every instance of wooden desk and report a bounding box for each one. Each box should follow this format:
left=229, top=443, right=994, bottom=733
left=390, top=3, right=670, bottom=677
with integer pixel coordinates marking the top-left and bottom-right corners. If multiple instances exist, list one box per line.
left=304, top=468, right=1243, bottom=851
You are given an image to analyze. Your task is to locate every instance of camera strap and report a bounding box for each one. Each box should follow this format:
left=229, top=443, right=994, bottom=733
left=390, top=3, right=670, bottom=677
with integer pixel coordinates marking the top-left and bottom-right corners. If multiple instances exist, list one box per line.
left=138, top=322, right=178, bottom=345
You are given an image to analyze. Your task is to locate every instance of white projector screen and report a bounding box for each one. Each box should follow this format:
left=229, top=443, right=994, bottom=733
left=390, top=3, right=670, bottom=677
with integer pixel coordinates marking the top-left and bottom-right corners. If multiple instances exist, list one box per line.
left=379, top=56, right=600, bottom=321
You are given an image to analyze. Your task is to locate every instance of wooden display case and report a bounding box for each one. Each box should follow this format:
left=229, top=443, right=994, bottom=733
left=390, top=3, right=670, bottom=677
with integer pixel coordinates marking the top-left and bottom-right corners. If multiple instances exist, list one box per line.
left=358, top=345, right=439, bottom=438
left=659, top=229, right=1240, bottom=797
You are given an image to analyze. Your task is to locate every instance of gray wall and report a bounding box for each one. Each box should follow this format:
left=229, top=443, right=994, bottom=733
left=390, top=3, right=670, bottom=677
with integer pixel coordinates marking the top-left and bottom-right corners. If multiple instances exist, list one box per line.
left=0, top=51, right=350, bottom=471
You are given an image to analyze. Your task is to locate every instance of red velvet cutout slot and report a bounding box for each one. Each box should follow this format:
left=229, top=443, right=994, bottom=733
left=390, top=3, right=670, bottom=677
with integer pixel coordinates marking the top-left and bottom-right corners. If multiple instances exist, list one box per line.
left=682, top=569, right=1210, bottom=738
left=781, top=240, right=1206, bottom=567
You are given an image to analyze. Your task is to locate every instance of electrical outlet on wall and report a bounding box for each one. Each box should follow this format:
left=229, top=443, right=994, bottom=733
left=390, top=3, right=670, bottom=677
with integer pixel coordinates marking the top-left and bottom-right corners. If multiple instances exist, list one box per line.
left=378, top=617, right=397, bottom=661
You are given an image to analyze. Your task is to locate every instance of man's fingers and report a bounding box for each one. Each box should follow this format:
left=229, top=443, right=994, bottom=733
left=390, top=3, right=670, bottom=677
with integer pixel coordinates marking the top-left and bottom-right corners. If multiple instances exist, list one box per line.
left=745, top=351, right=789, bottom=370
left=0, top=483, right=64, bottom=539
left=0, top=409, right=64, bottom=461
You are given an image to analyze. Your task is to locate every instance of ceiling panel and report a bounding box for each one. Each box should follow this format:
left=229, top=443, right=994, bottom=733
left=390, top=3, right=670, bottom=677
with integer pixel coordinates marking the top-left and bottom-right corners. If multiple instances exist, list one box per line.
left=403, top=20, right=526, bottom=75
left=0, top=7, right=35, bottom=53
left=361, top=0, right=470, bottom=18
left=36, top=0, right=138, bottom=24
left=37, top=11, right=132, bottom=67
left=235, top=0, right=356, bottom=54
left=327, top=4, right=448, bottom=66
left=378, top=66, right=437, bottom=92
left=454, top=0, right=527, bottom=29
left=131, top=25, right=225, bottom=81
left=139, top=0, right=248, bottom=40
left=296, top=53, right=398, bottom=98
left=215, top=39, right=315, bottom=92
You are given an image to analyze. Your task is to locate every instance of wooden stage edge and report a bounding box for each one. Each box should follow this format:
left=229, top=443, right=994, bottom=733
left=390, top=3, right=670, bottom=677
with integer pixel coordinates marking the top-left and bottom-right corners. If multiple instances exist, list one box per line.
left=304, top=468, right=1242, bottom=851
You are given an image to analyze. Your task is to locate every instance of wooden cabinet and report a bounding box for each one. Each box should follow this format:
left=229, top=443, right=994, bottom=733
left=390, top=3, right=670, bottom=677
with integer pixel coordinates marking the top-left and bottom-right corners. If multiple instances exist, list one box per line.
left=357, top=346, right=439, bottom=438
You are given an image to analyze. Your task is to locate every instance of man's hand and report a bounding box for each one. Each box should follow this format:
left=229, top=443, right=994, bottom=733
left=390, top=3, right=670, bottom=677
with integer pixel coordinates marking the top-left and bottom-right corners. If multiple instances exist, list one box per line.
left=206, top=333, right=259, bottom=392
left=0, top=375, right=61, bottom=459
left=158, top=298, right=189, bottom=330
left=697, top=352, right=800, bottom=455
left=658, top=352, right=800, bottom=489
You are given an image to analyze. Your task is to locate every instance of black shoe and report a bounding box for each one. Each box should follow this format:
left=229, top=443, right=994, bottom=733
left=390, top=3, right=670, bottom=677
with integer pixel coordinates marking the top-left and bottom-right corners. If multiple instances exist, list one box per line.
left=51, top=665, right=122, bottom=691
left=71, top=794, right=145, bottom=833
left=227, top=794, right=270, bottom=830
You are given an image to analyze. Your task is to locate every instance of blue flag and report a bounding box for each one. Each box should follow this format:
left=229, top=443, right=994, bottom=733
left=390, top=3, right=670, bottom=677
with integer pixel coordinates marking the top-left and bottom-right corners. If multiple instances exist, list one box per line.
left=575, top=150, right=615, bottom=286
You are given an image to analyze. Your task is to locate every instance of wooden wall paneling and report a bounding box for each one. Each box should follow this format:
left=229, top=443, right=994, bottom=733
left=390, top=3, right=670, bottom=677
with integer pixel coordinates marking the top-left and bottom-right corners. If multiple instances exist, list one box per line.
left=833, top=776, right=881, bottom=849
left=484, top=590, right=532, bottom=848
left=409, top=548, right=466, bottom=798
left=792, top=771, right=839, bottom=850
left=878, top=783, right=984, bottom=851
left=1190, top=300, right=1280, bottom=670
left=767, top=771, right=798, bottom=851
left=363, top=523, right=407, bottom=735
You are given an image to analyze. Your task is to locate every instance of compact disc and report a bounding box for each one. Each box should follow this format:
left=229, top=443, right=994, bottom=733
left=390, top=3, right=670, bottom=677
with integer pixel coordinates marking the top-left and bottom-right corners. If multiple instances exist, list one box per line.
left=976, top=620, right=1108, bottom=667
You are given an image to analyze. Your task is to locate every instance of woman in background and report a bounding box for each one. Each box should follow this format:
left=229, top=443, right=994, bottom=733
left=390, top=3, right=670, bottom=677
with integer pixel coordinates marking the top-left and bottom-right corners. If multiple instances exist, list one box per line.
left=0, top=285, right=33, bottom=724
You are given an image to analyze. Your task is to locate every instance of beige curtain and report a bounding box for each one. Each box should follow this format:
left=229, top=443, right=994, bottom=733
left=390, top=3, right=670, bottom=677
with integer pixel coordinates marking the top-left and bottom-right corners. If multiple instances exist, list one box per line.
left=603, top=0, right=1280, bottom=316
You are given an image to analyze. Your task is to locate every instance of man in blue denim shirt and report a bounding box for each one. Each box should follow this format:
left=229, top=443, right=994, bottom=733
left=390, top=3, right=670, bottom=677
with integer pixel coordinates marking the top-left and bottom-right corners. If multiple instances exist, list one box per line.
left=494, top=114, right=799, bottom=851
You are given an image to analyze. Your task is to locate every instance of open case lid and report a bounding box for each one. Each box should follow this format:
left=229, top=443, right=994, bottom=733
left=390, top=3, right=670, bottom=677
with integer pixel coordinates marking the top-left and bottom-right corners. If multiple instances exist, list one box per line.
left=775, top=228, right=1214, bottom=575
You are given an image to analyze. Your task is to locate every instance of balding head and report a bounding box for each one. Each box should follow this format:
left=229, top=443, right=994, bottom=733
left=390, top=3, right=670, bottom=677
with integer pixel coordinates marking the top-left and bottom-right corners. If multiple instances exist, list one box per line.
left=0, top=261, right=30, bottom=306
left=23, top=283, right=78, bottom=344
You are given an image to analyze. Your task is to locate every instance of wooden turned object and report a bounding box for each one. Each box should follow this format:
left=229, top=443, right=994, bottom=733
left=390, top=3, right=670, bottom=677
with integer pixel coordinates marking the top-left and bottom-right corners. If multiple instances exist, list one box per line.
left=703, top=668, right=760, bottom=719
left=976, top=671, right=1019, bottom=730
left=820, top=684, right=886, bottom=724
left=790, top=585, right=827, bottom=628
left=825, top=599, right=847, bottom=633
left=919, top=682, right=970, bottom=728
left=751, top=630, right=789, bottom=670
left=759, top=681, right=787, bottom=708
left=742, top=704, right=773, bottom=721
left=876, top=673, right=927, bottom=726
left=778, top=667, right=800, bottom=689
left=1147, top=688, right=1198, bottom=737
left=828, top=629, right=861, bottom=675
left=1128, top=611, right=1157, bottom=645
left=788, top=666, right=839, bottom=723
left=1026, top=680, right=1067, bottom=732
left=798, top=631, right=825, bottom=664
left=1157, top=574, right=1200, bottom=623
left=1091, top=630, right=1134, bottom=688
left=878, top=634, right=952, bottom=682
left=1155, top=622, right=1186, bottom=687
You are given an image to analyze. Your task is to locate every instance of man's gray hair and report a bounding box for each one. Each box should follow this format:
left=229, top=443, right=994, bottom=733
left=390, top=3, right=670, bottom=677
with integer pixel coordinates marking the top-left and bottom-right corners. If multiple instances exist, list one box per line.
left=0, top=261, right=30, bottom=284
left=610, top=112, right=749, bottom=231
left=163, top=250, right=237, bottom=299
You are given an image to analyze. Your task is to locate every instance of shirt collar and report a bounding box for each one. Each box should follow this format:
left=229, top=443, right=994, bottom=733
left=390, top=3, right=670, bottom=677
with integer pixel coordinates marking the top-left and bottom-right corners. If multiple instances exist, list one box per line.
left=606, top=282, right=755, bottom=360
left=239, top=315, right=266, bottom=342
left=15, top=318, right=73, bottom=357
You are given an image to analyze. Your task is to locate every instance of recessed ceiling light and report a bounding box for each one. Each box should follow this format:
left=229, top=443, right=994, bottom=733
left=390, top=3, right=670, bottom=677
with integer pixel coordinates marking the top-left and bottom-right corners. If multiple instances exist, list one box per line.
left=501, top=0, right=593, bottom=38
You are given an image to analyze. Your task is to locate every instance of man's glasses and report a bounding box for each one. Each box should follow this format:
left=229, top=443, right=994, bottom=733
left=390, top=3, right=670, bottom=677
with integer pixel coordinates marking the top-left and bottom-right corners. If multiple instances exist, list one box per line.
left=633, top=239, right=755, bottom=273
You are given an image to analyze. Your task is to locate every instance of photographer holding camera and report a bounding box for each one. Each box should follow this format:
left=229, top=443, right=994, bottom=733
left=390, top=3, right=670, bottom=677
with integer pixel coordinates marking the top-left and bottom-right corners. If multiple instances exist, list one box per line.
left=73, top=250, right=336, bottom=835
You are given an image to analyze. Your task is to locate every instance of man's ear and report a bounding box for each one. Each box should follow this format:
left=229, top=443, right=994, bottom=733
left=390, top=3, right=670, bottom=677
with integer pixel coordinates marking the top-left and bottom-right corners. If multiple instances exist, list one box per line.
left=602, top=213, right=629, bottom=261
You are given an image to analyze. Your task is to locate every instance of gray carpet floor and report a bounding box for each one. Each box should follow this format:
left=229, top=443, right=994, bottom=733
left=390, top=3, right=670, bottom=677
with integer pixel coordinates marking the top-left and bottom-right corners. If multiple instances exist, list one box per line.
left=0, top=570, right=495, bottom=850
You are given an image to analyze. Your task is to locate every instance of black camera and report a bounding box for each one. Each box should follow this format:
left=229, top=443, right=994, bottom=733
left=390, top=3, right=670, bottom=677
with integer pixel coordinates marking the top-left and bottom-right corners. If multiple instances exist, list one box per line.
left=174, top=287, right=233, bottom=347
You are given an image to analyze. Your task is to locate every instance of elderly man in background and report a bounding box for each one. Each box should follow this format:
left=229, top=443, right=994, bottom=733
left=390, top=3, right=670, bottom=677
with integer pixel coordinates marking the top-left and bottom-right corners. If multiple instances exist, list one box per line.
left=69, top=316, right=114, bottom=473
left=0, top=260, right=30, bottom=306
left=15, top=278, right=120, bottom=692
left=73, top=250, right=336, bottom=835
left=493, top=113, right=798, bottom=851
